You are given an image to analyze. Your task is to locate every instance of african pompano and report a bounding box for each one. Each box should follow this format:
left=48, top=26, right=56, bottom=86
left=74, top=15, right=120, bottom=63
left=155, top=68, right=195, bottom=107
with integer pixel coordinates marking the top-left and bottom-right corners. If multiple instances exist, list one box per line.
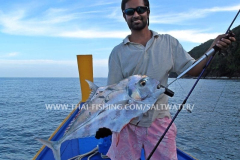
left=37, top=75, right=166, bottom=160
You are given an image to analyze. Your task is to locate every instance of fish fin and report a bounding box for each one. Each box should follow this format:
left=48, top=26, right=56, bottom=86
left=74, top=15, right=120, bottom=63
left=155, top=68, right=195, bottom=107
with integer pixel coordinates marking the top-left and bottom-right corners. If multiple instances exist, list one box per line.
left=116, top=133, right=120, bottom=147
left=36, top=138, right=61, bottom=160
left=86, top=79, right=98, bottom=91
left=85, top=80, right=99, bottom=102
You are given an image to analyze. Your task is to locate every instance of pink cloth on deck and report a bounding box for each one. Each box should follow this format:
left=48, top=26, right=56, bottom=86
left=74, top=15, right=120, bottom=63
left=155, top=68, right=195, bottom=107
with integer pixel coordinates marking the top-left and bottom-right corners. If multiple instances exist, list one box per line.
left=106, top=117, right=177, bottom=160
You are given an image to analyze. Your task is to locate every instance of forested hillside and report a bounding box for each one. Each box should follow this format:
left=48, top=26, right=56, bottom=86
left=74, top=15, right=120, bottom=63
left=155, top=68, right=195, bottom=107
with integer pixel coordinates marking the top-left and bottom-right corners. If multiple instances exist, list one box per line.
left=188, top=25, right=240, bottom=78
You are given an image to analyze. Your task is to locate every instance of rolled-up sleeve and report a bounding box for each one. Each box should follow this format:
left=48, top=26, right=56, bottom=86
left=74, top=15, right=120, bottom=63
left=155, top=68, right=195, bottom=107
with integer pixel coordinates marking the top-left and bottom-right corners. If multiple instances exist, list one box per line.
left=171, top=36, right=195, bottom=75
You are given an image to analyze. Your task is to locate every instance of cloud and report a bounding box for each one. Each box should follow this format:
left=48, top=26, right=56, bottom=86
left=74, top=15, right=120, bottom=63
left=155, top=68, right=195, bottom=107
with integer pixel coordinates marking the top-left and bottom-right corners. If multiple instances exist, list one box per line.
left=92, top=47, right=113, bottom=52
left=0, top=52, right=19, bottom=58
left=0, top=59, right=108, bottom=77
left=89, top=1, right=118, bottom=7
left=0, top=5, right=105, bottom=36
left=161, top=30, right=220, bottom=43
left=151, top=4, right=240, bottom=24
left=0, top=59, right=75, bottom=65
left=93, top=59, right=108, bottom=66
left=58, top=30, right=130, bottom=38
left=0, top=58, right=108, bottom=66
left=106, top=7, right=122, bottom=20
left=0, top=3, right=238, bottom=42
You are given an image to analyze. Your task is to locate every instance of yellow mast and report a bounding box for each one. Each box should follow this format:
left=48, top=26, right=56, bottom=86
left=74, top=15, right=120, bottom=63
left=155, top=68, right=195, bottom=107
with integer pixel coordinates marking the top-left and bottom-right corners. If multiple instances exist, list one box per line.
left=33, top=55, right=93, bottom=159
left=77, top=55, right=93, bottom=102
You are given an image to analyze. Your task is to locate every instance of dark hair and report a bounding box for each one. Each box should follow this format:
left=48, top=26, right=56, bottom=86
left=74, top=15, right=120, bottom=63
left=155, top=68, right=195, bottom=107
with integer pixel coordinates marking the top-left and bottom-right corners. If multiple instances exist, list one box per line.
left=121, top=0, right=150, bottom=26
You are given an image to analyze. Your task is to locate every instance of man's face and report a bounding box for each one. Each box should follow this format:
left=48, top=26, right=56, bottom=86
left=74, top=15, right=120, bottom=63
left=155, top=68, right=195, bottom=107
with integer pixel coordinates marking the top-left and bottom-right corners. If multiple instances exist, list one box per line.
left=124, top=0, right=149, bottom=30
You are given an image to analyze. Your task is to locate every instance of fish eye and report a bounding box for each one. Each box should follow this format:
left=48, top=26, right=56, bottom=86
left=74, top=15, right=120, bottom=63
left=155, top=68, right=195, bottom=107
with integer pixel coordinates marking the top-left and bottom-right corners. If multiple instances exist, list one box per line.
left=139, top=79, right=146, bottom=87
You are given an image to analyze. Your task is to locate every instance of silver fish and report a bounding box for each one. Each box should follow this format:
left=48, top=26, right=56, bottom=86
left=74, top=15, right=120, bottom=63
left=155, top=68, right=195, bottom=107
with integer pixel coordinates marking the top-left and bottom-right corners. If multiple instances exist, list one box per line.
left=36, top=75, right=166, bottom=160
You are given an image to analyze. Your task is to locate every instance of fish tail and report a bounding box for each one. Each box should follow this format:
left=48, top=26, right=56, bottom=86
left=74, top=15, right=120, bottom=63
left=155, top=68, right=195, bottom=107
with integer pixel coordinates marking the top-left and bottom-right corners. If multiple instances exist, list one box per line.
left=36, top=138, right=61, bottom=160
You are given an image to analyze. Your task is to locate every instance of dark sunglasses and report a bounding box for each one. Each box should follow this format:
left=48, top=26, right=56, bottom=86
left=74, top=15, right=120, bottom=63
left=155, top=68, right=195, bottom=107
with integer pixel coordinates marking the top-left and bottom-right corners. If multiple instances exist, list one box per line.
left=123, top=6, right=148, bottom=16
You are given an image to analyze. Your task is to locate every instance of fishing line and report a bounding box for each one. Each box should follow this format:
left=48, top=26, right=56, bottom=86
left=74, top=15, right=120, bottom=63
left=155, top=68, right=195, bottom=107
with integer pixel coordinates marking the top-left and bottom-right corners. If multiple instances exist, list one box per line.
left=169, top=78, right=197, bottom=113
left=147, top=45, right=217, bottom=160
left=191, top=79, right=228, bottom=113
left=210, top=80, right=228, bottom=112
left=176, top=79, right=186, bottom=93
left=147, top=10, right=240, bottom=160
left=202, top=80, right=228, bottom=139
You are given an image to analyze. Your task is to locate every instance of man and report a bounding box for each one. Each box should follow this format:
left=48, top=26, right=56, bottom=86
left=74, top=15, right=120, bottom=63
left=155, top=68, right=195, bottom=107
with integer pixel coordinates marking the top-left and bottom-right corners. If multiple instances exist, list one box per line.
left=106, top=0, right=236, bottom=159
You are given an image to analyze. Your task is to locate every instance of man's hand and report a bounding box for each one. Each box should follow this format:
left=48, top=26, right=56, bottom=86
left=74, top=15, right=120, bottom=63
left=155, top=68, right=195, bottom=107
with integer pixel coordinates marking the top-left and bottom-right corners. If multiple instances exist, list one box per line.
left=187, top=32, right=236, bottom=76
left=95, top=127, right=112, bottom=139
left=211, top=33, right=236, bottom=50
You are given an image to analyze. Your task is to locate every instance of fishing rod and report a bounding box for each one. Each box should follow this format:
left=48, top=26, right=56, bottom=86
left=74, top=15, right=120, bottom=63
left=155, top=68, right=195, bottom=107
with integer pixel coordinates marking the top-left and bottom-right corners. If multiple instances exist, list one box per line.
left=168, top=10, right=240, bottom=87
left=147, top=9, right=240, bottom=160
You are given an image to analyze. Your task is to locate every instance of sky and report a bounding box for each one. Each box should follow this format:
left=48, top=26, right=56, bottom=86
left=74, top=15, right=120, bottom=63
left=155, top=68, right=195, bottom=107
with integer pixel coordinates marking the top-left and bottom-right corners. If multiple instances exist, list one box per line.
left=0, top=0, right=239, bottom=77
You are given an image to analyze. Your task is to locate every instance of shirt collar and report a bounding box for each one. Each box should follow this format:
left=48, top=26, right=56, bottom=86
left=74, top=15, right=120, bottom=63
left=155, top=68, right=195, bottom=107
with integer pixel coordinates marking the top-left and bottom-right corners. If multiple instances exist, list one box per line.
left=123, top=30, right=159, bottom=45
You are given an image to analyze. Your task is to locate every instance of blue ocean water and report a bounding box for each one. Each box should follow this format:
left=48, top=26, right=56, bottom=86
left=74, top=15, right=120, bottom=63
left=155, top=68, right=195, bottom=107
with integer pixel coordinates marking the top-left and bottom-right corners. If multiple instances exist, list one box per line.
left=0, top=78, right=239, bottom=160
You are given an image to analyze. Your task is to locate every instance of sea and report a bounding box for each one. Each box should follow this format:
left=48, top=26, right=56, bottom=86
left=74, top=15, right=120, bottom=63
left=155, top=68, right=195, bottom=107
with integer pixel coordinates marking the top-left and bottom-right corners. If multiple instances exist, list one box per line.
left=0, top=78, right=239, bottom=160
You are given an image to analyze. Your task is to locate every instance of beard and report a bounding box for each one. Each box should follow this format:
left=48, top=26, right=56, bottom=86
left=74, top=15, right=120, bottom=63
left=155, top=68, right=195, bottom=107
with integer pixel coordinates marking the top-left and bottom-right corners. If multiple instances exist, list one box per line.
left=128, top=16, right=148, bottom=30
